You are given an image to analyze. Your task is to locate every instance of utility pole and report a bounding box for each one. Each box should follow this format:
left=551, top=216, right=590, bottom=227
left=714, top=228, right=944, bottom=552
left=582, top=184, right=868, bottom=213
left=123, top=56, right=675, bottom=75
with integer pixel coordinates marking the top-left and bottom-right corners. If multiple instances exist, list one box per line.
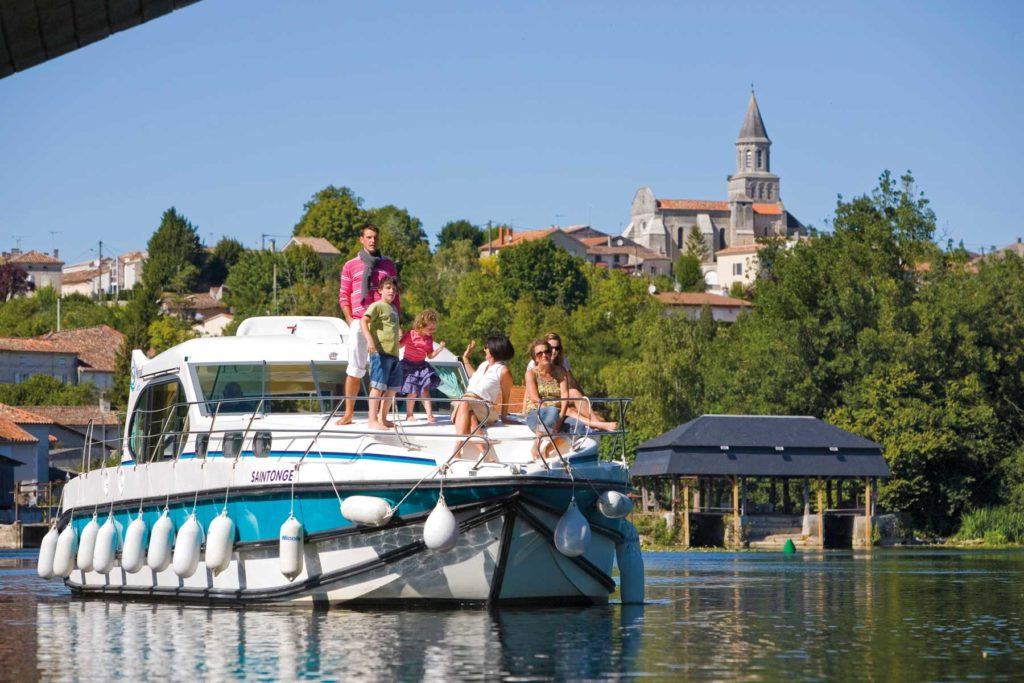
left=98, top=240, right=104, bottom=303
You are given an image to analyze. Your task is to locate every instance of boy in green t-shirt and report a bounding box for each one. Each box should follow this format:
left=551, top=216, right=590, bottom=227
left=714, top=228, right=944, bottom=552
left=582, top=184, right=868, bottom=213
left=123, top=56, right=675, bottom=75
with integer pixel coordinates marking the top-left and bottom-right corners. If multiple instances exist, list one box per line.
left=361, top=277, right=402, bottom=429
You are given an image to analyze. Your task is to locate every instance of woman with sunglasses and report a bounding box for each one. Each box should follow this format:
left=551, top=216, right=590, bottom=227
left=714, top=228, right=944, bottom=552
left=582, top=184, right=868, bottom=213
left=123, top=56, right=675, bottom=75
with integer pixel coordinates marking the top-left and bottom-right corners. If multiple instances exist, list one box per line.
left=529, top=332, right=617, bottom=432
left=524, top=338, right=578, bottom=460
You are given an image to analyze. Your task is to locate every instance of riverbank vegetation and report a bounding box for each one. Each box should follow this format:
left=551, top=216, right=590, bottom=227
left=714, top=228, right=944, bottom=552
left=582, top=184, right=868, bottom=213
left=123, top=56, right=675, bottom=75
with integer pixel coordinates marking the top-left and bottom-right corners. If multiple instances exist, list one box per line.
left=2, top=172, right=1022, bottom=539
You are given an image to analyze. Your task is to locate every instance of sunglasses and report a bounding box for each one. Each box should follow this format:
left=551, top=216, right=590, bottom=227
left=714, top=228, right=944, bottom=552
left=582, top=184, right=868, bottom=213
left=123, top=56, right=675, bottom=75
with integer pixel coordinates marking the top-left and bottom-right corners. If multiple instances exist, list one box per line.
left=534, top=349, right=551, bottom=356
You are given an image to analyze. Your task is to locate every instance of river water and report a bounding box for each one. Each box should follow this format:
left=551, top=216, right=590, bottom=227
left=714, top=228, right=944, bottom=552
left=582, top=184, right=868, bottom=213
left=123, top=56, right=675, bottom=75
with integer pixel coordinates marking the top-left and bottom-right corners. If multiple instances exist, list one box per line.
left=2, top=548, right=1022, bottom=681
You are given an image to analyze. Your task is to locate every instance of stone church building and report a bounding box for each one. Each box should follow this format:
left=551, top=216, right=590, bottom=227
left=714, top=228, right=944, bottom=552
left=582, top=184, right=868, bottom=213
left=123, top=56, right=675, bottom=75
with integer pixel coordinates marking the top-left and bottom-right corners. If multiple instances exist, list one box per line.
left=623, top=93, right=806, bottom=262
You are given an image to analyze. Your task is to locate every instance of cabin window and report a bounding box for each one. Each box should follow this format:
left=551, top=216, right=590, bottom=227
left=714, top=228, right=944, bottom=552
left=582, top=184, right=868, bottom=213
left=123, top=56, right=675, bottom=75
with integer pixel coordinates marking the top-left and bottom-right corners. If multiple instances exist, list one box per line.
left=128, top=379, right=188, bottom=463
left=194, top=362, right=351, bottom=415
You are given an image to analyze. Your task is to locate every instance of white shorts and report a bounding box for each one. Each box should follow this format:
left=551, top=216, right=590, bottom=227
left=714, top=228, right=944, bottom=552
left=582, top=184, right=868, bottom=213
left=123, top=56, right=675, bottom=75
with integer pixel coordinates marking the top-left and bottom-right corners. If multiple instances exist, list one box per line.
left=346, top=320, right=369, bottom=378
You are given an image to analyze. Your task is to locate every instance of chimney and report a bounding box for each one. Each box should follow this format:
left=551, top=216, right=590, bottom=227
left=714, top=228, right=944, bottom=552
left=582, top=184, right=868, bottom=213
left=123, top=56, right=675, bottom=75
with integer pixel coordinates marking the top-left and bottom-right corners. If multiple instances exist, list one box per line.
left=607, top=235, right=611, bottom=247
left=99, top=393, right=111, bottom=413
left=53, top=248, right=59, bottom=259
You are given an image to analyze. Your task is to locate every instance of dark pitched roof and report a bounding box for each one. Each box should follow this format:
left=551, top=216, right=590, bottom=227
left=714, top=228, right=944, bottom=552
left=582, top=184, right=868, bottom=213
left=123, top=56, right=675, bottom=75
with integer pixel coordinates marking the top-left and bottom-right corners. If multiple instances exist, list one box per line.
left=631, top=414, right=889, bottom=478
left=738, top=93, right=769, bottom=141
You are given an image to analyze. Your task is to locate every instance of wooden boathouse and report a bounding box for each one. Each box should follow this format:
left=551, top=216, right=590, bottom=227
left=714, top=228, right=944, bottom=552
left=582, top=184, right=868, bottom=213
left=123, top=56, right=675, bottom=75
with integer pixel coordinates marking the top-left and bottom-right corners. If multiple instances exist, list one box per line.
left=630, top=415, right=891, bottom=549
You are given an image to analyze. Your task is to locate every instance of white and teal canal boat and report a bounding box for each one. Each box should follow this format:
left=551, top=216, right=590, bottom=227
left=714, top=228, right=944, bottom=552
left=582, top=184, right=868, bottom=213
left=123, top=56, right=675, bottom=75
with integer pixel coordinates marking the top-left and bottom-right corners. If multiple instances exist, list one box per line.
left=36, top=317, right=643, bottom=606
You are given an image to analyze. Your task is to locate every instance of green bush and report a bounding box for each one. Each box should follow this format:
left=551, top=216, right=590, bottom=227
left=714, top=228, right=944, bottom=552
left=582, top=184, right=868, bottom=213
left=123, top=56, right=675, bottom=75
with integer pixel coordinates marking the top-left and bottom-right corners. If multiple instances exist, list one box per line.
left=955, top=507, right=1024, bottom=544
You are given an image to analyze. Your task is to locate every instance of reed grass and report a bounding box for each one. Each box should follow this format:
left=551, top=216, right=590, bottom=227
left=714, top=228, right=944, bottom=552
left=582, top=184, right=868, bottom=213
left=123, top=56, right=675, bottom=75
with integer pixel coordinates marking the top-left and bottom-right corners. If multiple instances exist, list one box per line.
left=954, top=506, right=1024, bottom=545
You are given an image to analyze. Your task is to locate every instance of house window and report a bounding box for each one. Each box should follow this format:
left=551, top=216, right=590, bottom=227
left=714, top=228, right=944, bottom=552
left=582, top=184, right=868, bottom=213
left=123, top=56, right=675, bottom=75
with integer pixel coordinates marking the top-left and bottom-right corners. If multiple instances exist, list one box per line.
left=756, top=150, right=763, bottom=168
left=594, top=254, right=602, bottom=263
left=732, top=263, right=743, bottom=276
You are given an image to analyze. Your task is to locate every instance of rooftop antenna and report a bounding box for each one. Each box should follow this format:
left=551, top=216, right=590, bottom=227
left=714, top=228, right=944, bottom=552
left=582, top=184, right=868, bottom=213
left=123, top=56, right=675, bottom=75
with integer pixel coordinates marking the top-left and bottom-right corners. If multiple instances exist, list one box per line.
left=49, top=231, right=61, bottom=253
left=554, top=213, right=566, bottom=228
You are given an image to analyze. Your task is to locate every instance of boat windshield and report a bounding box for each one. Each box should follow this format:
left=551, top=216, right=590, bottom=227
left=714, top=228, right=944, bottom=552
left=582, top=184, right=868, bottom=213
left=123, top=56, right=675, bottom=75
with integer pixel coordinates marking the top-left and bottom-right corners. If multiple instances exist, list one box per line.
left=194, top=362, right=350, bottom=414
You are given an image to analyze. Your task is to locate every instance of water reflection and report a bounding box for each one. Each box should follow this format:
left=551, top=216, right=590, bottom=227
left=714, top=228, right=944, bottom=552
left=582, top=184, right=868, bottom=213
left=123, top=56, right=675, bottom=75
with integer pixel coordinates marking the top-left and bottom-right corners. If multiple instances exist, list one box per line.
left=5, top=549, right=1024, bottom=681
left=31, top=599, right=643, bottom=681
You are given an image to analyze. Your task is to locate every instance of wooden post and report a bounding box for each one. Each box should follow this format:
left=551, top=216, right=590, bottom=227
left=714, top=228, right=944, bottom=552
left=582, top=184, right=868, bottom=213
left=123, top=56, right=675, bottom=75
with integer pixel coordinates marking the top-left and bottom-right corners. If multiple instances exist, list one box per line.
left=864, top=476, right=873, bottom=545
left=740, top=477, right=747, bottom=515
left=826, top=479, right=833, bottom=510
left=693, top=477, right=701, bottom=512
left=683, top=479, right=691, bottom=547
left=671, top=476, right=679, bottom=515
left=732, top=476, right=741, bottom=548
left=641, top=480, right=648, bottom=512
left=783, top=477, right=791, bottom=514
left=816, top=478, right=825, bottom=548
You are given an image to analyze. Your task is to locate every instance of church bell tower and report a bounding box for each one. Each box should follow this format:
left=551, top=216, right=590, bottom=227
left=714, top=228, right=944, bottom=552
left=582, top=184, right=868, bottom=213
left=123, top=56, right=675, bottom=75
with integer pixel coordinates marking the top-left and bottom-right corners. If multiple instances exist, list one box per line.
left=727, top=92, right=780, bottom=246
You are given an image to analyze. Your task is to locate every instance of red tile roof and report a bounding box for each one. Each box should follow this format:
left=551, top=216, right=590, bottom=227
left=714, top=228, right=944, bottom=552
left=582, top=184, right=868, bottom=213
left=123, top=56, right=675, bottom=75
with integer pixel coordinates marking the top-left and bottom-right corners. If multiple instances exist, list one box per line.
left=14, top=405, right=120, bottom=427
left=715, top=244, right=763, bottom=256
left=0, top=417, right=37, bottom=443
left=6, top=250, right=63, bottom=265
left=61, top=268, right=99, bottom=285
left=37, top=325, right=125, bottom=372
left=288, top=236, right=341, bottom=255
left=0, top=403, right=55, bottom=425
left=655, top=199, right=783, bottom=216
left=657, top=199, right=730, bottom=212
left=479, top=228, right=558, bottom=251
left=0, top=337, right=69, bottom=354
left=656, top=292, right=752, bottom=308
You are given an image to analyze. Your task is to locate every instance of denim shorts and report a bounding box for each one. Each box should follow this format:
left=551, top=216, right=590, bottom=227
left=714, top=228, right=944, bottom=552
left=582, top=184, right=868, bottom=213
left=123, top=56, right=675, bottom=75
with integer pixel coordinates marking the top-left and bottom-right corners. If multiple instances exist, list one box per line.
left=369, top=353, right=403, bottom=392
left=526, top=406, right=581, bottom=434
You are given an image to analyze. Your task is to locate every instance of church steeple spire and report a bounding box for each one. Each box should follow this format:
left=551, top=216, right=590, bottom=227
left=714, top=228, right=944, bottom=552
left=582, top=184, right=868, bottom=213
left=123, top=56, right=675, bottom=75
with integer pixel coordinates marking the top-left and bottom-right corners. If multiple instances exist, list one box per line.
left=738, top=92, right=769, bottom=142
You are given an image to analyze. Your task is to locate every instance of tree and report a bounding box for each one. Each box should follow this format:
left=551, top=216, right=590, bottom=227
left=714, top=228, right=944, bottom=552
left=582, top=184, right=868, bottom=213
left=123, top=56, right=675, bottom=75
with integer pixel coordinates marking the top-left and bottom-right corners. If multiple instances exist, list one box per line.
left=0, top=374, right=98, bottom=406
left=141, top=207, right=205, bottom=303
left=368, top=205, right=431, bottom=277
left=498, top=239, right=589, bottom=311
left=0, top=262, right=31, bottom=301
left=437, top=220, right=484, bottom=249
left=200, top=237, right=245, bottom=287
left=684, top=225, right=711, bottom=262
left=224, top=249, right=285, bottom=318
left=674, top=253, right=706, bottom=292
left=292, top=186, right=368, bottom=250
left=148, top=317, right=197, bottom=355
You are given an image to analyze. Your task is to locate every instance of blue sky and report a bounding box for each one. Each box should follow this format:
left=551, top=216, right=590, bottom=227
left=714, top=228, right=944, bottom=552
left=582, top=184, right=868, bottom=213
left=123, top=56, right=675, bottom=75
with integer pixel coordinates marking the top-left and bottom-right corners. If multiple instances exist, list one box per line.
left=2, top=0, right=1021, bottom=267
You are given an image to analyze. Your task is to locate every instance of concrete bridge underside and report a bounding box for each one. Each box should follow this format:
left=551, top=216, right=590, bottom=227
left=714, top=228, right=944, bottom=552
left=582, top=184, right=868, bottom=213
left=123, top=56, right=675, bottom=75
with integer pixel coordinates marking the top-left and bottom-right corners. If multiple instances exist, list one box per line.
left=1, top=0, right=199, bottom=80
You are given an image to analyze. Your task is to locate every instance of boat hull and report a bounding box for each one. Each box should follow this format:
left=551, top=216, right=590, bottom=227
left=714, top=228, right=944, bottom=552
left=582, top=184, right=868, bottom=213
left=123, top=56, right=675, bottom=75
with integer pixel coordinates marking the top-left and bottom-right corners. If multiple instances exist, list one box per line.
left=62, top=479, right=625, bottom=606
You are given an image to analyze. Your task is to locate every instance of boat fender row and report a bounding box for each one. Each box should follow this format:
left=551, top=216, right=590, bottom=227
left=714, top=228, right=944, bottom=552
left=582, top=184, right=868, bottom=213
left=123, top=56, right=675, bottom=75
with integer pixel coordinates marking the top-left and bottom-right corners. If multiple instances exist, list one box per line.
left=41, top=508, right=238, bottom=580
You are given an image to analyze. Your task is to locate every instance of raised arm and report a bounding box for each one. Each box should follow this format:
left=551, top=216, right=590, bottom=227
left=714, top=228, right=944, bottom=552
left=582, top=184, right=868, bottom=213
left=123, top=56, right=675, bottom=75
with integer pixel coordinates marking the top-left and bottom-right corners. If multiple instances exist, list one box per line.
left=427, top=341, right=446, bottom=359
left=461, top=340, right=477, bottom=376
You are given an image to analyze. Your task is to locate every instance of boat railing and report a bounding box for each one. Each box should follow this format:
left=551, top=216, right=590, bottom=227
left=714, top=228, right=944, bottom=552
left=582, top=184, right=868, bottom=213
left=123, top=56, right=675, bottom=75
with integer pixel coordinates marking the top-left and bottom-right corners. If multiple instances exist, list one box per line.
left=121, top=393, right=632, bottom=468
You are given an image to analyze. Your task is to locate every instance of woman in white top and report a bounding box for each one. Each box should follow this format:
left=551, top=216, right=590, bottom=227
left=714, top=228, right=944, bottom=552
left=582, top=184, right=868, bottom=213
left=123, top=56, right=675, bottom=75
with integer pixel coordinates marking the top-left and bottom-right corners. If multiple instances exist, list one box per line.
left=453, top=335, right=516, bottom=438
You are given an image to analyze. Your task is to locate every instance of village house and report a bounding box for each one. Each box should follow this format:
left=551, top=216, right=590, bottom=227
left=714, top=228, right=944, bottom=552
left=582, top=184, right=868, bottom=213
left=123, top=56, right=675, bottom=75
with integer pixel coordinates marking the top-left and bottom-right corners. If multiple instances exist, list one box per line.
left=655, top=291, right=753, bottom=323
left=478, top=225, right=671, bottom=276
left=283, top=235, right=342, bottom=266
left=0, top=325, right=124, bottom=389
left=1, top=249, right=64, bottom=293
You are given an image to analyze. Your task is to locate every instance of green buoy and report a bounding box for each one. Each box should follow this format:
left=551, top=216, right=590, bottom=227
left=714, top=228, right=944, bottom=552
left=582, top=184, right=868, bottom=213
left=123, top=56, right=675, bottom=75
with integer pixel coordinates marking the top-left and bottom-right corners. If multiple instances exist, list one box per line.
left=782, top=538, right=796, bottom=554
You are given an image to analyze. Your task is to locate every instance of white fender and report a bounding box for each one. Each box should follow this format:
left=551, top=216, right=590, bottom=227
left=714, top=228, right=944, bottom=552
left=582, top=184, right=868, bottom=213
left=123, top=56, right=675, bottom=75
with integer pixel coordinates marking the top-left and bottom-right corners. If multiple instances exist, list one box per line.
left=53, top=523, right=77, bottom=577
left=279, top=515, right=304, bottom=581
left=615, top=520, right=645, bottom=605
left=554, top=500, right=591, bottom=557
left=76, top=514, right=100, bottom=573
left=36, top=525, right=59, bottom=579
left=93, top=515, right=119, bottom=575
left=172, top=513, right=203, bottom=578
left=340, top=496, right=394, bottom=527
left=205, top=510, right=235, bottom=576
left=147, top=510, right=174, bottom=572
left=121, top=513, right=148, bottom=573
left=423, top=496, right=459, bottom=552
left=597, top=490, right=634, bottom=519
